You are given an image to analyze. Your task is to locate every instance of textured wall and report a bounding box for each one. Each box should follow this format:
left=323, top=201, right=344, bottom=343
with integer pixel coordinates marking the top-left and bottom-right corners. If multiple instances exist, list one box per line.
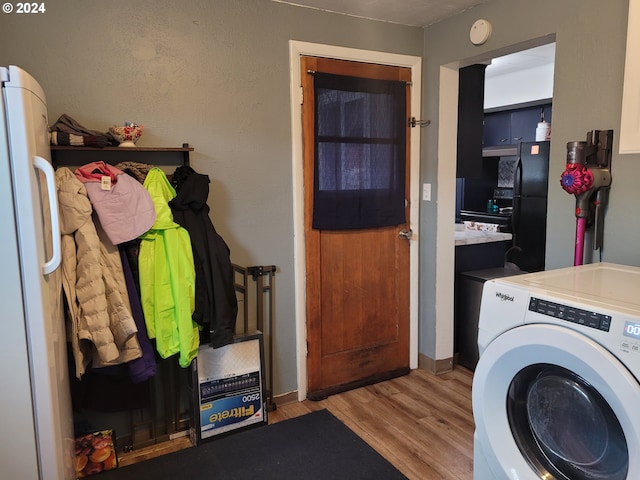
left=0, top=0, right=422, bottom=395
left=420, top=0, right=635, bottom=360
left=5, top=0, right=632, bottom=392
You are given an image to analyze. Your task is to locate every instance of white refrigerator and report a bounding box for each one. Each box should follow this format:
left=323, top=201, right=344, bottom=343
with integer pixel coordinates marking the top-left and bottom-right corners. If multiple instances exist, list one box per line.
left=0, top=66, right=75, bottom=479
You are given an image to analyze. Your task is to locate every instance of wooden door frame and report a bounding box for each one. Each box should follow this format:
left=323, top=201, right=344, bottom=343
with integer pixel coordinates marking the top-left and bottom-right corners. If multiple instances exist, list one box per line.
left=289, top=40, right=421, bottom=401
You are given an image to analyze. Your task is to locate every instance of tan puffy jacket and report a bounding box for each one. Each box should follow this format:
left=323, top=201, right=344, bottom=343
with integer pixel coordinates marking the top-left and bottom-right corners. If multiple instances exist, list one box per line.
left=55, top=168, right=141, bottom=378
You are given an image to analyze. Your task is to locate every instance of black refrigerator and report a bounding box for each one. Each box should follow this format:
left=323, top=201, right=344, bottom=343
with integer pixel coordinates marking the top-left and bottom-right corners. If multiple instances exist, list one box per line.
left=510, top=141, right=549, bottom=272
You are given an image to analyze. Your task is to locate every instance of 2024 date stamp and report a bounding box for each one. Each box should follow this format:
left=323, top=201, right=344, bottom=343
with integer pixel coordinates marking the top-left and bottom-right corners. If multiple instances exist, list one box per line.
left=2, top=2, right=46, bottom=14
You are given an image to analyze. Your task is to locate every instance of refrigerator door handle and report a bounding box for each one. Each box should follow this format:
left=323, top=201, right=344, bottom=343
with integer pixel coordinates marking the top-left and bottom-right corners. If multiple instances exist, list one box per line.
left=513, top=158, right=523, bottom=197
left=511, top=158, right=523, bottom=240
left=33, top=155, right=61, bottom=275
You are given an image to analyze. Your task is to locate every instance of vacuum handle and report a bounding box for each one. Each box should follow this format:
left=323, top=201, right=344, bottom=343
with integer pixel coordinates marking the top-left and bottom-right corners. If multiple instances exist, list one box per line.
left=593, top=188, right=609, bottom=251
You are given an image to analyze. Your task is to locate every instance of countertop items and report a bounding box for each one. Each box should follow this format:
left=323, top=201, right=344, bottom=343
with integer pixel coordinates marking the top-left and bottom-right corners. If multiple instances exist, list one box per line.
left=462, top=220, right=499, bottom=232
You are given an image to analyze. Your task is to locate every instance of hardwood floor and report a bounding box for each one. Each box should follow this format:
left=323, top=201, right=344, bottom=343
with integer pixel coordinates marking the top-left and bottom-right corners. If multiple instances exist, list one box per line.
left=118, top=366, right=475, bottom=479
left=269, top=366, right=475, bottom=480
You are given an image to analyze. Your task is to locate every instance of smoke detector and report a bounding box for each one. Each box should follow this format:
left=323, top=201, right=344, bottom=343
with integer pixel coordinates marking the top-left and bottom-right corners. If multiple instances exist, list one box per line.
left=470, top=19, right=492, bottom=45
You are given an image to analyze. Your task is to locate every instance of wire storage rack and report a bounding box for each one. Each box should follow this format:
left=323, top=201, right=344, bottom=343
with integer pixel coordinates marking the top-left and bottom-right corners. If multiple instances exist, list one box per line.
left=77, top=263, right=277, bottom=455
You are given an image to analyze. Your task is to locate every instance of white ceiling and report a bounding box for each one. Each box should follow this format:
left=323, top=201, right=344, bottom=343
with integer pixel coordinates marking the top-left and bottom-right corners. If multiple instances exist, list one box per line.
left=273, top=0, right=493, bottom=27
left=485, top=43, right=556, bottom=79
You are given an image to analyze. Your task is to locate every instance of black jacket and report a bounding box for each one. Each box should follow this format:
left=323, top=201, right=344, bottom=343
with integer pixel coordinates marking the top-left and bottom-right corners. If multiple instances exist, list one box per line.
left=170, top=166, right=237, bottom=348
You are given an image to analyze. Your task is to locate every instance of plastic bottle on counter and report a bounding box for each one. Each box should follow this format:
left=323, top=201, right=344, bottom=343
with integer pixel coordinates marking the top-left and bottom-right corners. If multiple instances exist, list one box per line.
left=536, top=109, right=551, bottom=141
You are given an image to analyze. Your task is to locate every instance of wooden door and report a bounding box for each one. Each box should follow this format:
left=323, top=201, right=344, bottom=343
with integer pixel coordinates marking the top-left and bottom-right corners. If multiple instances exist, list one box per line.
left=301, top=56, right=411, bottom=400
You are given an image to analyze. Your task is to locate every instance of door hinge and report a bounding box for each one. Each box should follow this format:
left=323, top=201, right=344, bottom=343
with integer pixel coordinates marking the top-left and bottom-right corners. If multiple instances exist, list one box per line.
left=408, top=117, right=431, bottom=128
left=299, top=85, right=304, bottom=105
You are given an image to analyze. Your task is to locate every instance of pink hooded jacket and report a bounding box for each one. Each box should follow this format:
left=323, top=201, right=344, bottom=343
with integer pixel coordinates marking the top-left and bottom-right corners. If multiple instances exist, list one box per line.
left=75, top=161, right=156, bottom=244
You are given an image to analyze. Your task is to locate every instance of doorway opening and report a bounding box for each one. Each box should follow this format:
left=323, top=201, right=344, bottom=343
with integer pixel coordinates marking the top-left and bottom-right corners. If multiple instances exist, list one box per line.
left=436, top=36, right=557, bottom=370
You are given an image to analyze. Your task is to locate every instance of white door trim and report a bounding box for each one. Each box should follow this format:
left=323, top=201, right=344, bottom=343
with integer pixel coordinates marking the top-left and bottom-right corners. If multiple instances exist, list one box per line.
left=289, top=40, right=421, bottom=400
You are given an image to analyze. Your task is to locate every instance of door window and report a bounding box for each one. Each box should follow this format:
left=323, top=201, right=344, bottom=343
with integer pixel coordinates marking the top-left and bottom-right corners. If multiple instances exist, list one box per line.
left=312, top=72, right=406, bottom=230
left=507, top=364, right=628, bottom=479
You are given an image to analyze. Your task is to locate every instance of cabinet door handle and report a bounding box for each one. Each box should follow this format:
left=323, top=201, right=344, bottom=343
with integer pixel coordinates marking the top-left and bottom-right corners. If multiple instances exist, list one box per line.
left=513, top=136, right=523, bottom=141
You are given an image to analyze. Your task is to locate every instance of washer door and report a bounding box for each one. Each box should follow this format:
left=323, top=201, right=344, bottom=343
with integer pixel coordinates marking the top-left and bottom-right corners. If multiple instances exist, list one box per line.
left=473, top=324, right=640, bottom=480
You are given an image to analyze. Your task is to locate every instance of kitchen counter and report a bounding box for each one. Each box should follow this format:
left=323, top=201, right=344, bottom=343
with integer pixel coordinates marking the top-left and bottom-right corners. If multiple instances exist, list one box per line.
left=455, top=229, right=512, bottom=246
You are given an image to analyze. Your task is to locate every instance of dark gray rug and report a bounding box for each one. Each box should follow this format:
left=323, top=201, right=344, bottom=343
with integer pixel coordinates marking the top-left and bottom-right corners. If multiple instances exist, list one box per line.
left=97, top=409, right=407, bottom=479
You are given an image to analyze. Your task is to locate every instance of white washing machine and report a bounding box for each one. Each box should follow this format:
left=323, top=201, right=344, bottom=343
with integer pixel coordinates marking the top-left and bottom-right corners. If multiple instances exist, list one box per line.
left=472, top=263, right=640, bottom=480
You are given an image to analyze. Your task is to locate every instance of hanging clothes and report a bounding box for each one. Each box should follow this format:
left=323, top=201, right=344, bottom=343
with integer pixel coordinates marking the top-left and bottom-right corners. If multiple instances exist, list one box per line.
left=92, top=218, right=144, bottom=369
left=74, top=161, right=156, bottom=245
left=139, top=167, right=199, bottom=368
left=71, top=250, right=156, bottom=411
left=169, top=166, right=238, bottom=348
left=55, top=168, right=142, bottom=378
left=118, top=247, right=157, bottom=383
left=115, top=161, right=154, bottom=184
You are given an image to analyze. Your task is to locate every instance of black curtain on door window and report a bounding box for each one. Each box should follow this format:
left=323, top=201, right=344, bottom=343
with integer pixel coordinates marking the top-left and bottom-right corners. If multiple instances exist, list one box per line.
left=312, top=72, right=406, bottom=230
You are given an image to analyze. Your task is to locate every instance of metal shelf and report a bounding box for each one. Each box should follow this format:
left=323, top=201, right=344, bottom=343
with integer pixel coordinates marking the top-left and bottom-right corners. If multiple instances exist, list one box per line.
left=50, top=143, right=193, bottom=168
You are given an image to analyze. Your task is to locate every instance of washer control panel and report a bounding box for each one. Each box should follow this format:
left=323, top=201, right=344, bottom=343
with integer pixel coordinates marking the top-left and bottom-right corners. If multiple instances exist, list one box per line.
left=528, top=297, right=611, bottom=332
left=621, top=320, right=640, bottom=354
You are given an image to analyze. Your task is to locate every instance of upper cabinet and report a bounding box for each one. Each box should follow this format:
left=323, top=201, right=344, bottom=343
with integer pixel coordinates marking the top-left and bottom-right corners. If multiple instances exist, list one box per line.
left=483, top=112, right=510, bottom=146
left=483, top=103, right=552, bottom=148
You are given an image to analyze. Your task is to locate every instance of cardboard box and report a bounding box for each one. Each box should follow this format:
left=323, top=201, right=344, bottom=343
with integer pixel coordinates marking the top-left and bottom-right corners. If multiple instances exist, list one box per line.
left=193, top=333, right=267, bottom=442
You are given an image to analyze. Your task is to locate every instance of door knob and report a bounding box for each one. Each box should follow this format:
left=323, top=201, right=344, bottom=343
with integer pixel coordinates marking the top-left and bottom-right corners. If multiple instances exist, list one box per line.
left=398, top=229, right=413, bottom=240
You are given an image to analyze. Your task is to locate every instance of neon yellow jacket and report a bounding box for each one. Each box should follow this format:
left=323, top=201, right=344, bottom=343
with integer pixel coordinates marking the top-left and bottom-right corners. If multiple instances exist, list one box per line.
left=139, top=168, right=198, bottom=367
